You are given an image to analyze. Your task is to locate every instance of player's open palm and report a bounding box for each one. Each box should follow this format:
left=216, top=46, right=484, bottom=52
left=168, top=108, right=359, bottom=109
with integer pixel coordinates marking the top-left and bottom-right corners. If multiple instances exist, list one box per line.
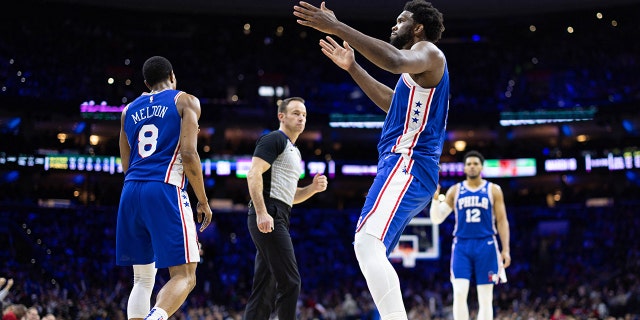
left=320, top=36, right=355, bottom=71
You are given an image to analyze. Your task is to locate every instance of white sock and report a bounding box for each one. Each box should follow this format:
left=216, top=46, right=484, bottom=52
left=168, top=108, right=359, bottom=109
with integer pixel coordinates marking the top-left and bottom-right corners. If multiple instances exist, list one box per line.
left=452, top=278, right=470, bottom=320
left=354, top=232, right=407, bottom=319
left=144, top=307, right=168, bottom=320
left=476, top=284, right=494, bottom=320
left=128, top=263, right=156, bottom=319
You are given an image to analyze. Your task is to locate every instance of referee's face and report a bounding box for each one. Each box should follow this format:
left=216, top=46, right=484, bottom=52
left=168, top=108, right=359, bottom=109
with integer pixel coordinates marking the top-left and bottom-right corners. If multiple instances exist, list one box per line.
left=282, top=101, right=307, bottom=133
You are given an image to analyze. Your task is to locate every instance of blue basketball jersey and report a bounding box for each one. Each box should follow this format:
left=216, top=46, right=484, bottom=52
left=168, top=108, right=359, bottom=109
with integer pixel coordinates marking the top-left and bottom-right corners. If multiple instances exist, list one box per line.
left=453, top=180, right=496, bottom=238
left=123, top=89, right=186, bottom=189
left=377, top=64, right=450, bottom=183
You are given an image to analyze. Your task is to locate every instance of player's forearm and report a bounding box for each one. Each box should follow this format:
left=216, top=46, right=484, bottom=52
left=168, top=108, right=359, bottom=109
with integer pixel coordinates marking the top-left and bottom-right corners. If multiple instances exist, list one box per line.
left=347, top=62, right=393, bottom=113
left=334, top=23, right=403, bottom=73
left=429, top=199, right=452, bottom=225
left=497, top=220, right=510, bottom=252
left=182, top=150, right=208, bottom=203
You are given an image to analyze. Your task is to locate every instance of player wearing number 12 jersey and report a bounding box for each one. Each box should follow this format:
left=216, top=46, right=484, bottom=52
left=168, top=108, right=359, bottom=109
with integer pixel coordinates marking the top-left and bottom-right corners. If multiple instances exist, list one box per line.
left=430, top=150, right=511, bottom=320
left=116, top=56, right=212, bottom=320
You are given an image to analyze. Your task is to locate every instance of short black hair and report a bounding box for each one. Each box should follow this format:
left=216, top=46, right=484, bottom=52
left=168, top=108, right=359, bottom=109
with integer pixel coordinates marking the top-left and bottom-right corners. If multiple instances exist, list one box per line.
left=278, top=97, right=305, bottom=114
left=404, top=0, right=445, bottom=43
left=463, top=150, right=485, bottom=164
left=142, top=56, right=173, bottom=87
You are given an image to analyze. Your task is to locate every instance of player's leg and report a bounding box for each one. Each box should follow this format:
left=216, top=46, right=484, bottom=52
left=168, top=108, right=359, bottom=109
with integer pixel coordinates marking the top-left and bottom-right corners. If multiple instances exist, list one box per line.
left=116, top=181, right=157, bottom=319
left=128, top=262, right=156, bottom=320
left=116, top=181, right=155, bottom=266
left=474, top=236, right=501, bottom=320
left=451, top=238, right=472, bottom=320
left=354, top=156, right=431, bottom=320
left=354, top=231, right=406, bottom=320
left=145, top=262, right=198, bottom=320
left=476, top=284, right=494, bottom=320
left=452, top=279, right=470, bottom=320
left=143, top=183, right=201, bottom=320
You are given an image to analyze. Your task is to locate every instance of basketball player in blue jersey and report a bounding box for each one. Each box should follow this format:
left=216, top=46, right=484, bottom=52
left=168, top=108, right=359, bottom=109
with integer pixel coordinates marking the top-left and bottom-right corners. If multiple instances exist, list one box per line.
left=295, top=1, right=448, bottom=319
left=243, top=97, right=328, bottom=320
left=430, top=150, right=511, bottom=320
left=116, top=56, right=212, bottom=320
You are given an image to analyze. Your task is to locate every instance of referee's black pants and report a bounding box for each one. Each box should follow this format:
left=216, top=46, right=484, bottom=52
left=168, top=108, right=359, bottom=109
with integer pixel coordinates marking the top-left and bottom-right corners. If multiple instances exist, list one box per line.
left=243, top=199, right=301, bottom=320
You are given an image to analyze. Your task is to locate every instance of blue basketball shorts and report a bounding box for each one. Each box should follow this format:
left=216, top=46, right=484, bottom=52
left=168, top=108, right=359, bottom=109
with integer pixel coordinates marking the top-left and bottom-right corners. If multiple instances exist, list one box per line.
left=116, top=180, right=200, bottom=268
left=355, top=154, right=436, bottom=256
left=450, top=236, right=502, bottom=285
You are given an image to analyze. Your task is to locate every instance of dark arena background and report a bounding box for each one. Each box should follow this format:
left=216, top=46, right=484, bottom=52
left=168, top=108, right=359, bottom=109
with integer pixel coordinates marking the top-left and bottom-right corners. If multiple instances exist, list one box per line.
left=1, top=0, right=640, bottom=319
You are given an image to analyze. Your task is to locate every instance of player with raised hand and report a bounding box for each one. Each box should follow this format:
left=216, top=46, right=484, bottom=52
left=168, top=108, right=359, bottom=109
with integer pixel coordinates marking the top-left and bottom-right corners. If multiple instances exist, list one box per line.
left=295, top=2, right=449, bottom=319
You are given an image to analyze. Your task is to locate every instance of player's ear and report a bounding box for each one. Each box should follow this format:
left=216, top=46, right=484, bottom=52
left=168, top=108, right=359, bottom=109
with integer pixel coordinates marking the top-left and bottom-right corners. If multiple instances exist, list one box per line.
left=414, top=23, right=424, bottom=36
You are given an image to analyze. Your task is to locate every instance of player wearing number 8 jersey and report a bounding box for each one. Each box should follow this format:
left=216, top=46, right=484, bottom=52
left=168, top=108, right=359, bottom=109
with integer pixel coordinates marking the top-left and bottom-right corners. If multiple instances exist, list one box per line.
left=116, top=56, right=212, bottom=320
left=431, top=150, right=511, bottom=320
left=123, top=89, right=186, bottom=187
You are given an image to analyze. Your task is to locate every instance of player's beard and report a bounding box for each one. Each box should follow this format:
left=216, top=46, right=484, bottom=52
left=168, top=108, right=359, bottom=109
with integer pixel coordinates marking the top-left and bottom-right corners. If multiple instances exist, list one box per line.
left=466, top=173, right=480, bottom=179
left=390, top=32, right=411, bottom=49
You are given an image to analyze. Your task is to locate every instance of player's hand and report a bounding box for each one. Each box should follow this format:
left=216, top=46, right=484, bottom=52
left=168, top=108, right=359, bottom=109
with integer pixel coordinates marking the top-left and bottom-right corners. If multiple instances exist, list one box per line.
left=197, top=201, right=212, bottom=232
left=312, top=173, right=328, bottom=192
left=501, top=250, right=511, bottom=268
left=256, top=212, right=275, bottom=233
left=433, top=184, right=441, bottom=200
left=294, top=1, right=338, bottom=34
left=320, top=36, right=355, bottom=71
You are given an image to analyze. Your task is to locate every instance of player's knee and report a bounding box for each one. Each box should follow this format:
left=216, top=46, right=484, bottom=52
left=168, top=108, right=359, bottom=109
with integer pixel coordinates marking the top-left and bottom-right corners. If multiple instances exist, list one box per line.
left=452, top=278, right=470, bottom=298
left=171, top=266, right=197, bottom=292
left=132, top=263, right=156, bottom=288
left=476, top=284, right=494, bottom=304
left=185, top=272, right=197, bottom=291
left=353, top=236, right=366, bottom=260
left=353, top=232, right=385, bottom=261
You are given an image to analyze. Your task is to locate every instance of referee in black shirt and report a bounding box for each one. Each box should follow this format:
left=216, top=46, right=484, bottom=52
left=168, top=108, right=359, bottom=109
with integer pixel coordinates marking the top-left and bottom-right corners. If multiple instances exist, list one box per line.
left=243, top=97, right=328, bottom=320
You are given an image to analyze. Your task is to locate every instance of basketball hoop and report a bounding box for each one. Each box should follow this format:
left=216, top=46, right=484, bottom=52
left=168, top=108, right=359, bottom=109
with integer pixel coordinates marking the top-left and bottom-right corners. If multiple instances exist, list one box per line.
left=399, top=247, right=417, bottom=268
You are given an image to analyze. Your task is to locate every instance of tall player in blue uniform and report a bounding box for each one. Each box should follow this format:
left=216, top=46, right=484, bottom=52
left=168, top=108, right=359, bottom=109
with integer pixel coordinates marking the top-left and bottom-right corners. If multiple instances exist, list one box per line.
left=295, top=1, right=448, bottom=319
left=116, top=56, right=212, bottom=320
left=431, top=150, right=511, bottom=320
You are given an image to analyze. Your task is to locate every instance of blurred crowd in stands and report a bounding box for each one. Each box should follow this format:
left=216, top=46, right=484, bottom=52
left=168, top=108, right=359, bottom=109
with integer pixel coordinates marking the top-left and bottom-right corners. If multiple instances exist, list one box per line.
left=1, top=200, right=639, bottom=319
left=2, top=1, right=640, bottom=319
left=2, top=1, right=639, bottom=114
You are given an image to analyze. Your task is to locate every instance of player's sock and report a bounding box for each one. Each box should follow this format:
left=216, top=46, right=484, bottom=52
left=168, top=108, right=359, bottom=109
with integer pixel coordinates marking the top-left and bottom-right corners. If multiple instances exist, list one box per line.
left=354, top=231, right=407, bottom=319
left=144, top=307, right=168, bottom=320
